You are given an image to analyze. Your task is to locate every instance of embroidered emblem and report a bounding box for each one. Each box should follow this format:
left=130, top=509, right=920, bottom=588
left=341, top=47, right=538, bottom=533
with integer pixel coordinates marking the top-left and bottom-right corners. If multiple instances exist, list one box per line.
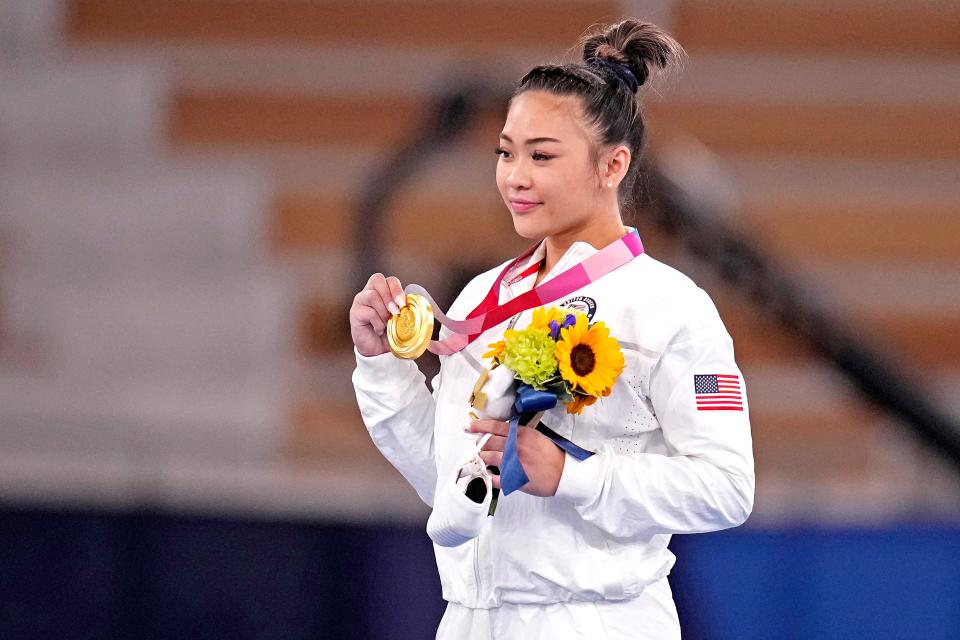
left=560, top=296, right=597, bottom=321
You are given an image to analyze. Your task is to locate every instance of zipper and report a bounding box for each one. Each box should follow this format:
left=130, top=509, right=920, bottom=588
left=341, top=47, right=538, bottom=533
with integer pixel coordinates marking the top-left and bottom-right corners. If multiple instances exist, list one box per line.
left=473, top=536, right=482, bottom=593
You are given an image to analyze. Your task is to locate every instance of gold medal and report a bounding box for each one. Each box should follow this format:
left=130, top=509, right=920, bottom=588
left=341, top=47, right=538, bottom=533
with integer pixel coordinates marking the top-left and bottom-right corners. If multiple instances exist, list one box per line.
left=387, top=293, right=434, bottom=359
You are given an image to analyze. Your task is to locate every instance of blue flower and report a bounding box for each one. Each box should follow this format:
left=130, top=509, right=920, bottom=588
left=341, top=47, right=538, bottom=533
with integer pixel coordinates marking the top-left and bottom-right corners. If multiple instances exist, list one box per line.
left=548, top=313, right=578, bottom=340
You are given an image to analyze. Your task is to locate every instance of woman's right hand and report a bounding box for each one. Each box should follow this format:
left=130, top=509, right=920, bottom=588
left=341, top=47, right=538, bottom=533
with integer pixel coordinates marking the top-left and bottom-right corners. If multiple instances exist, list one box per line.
left=350, top=273, right=408, bottom=357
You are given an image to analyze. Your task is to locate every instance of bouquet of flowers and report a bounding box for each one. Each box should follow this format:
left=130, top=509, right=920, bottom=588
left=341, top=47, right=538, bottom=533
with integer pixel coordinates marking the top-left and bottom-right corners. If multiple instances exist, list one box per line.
left=480, top=306, right=625, bottom=415
left=445, top=305, right=626, bottom=518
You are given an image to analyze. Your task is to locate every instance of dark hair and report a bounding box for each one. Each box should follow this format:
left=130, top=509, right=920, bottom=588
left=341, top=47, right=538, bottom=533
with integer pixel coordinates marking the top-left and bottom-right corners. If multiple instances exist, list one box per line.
left=512, top=19, right=686, bottom=218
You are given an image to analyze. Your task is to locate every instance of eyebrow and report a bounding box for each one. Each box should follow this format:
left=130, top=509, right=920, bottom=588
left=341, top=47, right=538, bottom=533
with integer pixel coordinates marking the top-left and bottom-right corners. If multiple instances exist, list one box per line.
left=499, top=134, right=562, bottom=145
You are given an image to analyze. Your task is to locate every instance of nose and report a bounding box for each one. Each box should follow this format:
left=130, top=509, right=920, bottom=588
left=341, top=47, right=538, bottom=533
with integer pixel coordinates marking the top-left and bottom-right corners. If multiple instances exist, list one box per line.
left=505, top=158, right=532, bottom=190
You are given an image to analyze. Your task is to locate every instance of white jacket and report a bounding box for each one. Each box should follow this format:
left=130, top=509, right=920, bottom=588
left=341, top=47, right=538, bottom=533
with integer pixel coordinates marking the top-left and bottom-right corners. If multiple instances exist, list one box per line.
left=352, top=232, right=755, bottom=608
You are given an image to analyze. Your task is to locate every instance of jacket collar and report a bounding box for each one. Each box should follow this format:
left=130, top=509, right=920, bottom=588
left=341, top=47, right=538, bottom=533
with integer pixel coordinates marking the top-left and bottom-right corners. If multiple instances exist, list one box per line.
left=503, top=226, right=636, bottom=291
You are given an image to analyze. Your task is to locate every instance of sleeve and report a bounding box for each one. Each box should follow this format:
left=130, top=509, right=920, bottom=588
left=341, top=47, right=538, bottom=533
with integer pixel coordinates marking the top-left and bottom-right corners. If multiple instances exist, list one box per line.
left=352, top=347, right=442, bottom=507
left=554, top=290, right=755, bottom=539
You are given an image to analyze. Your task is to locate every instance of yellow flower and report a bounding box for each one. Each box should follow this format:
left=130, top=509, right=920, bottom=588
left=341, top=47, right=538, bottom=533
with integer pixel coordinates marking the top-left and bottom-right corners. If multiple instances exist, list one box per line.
left=556, top=315, right=624, bottom=398
left=485, top=307, right=564, bottom=361
left=566, top=394, right=598, bottom=415
left=567, top=381, right=614, bottom=414
left=528, top=306, right=567, bottom=334
left=483, top=329, right=518, bottom=362
left=483, top=340, right=506, bottom=362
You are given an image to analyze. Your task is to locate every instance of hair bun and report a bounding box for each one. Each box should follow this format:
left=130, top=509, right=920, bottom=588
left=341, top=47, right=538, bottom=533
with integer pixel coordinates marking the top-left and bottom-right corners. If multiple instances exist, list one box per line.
left=580, top=19, right=686, bottom=91
left=587, top=56, right=640, bottom=92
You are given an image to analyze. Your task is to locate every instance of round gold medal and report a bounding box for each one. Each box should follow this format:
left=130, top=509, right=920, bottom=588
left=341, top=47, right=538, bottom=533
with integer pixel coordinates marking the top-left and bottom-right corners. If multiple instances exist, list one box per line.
left=387, top=293, right=434, bottom=359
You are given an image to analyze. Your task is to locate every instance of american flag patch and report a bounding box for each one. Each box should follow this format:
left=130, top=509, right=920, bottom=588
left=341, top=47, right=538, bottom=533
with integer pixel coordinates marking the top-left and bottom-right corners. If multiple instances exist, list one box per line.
left=694, top=374, right=743, bottom=411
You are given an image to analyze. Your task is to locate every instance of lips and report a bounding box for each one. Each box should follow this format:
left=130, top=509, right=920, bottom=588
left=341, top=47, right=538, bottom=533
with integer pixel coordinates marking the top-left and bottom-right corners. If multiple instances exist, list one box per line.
left=510, top=199, right=542, bottom=213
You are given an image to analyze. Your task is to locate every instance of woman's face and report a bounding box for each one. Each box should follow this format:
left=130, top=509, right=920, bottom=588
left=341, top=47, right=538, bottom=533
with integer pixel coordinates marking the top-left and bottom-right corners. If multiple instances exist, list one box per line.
left=495, top=90, right=606, bottom=241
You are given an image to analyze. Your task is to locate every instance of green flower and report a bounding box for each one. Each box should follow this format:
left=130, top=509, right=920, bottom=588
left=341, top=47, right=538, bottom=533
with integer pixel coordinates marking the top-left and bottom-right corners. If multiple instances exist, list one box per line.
left=502, top=327, right=558, bottom=390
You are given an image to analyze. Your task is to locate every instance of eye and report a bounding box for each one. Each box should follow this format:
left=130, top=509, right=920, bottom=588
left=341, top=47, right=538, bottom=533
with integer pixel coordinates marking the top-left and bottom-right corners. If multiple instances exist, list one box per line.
left=495, top=146, right=511, bottom=159
left=532, top=152, right=554, bottom=161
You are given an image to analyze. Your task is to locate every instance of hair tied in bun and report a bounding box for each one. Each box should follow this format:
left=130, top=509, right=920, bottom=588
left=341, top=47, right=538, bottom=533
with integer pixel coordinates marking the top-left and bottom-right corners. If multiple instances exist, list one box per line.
left=587, top=57, right=640, bottom=92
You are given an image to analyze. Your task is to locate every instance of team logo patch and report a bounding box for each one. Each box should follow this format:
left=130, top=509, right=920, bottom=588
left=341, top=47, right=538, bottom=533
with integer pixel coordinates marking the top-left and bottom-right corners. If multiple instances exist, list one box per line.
left=694, top=374, right=743, bottom=411
left=560, top=296, right=597, bottom=321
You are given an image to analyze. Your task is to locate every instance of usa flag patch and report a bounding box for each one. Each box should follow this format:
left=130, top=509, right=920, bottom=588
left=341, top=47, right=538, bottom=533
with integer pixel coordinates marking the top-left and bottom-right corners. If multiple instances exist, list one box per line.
left=694, top=374, right=743, bottom=411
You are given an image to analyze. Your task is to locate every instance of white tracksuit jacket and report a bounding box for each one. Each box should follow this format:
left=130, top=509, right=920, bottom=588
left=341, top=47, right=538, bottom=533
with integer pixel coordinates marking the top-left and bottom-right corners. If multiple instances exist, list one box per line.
left=353, top=233, right=755, bottom=610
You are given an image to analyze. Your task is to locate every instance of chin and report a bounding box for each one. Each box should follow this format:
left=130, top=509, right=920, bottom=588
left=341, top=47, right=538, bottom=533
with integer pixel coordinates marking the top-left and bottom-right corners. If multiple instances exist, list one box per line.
left=511, top=213, right=549, bottom=240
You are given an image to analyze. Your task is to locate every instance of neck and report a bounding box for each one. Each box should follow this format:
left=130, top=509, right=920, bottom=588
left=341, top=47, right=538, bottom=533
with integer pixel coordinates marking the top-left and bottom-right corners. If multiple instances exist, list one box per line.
left=537, top=215, right=627, bottom=283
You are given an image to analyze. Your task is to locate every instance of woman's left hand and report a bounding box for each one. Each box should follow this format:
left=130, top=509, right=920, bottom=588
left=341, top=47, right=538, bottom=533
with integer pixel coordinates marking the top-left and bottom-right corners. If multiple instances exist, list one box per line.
left=469, top=419, right=565, bottom=497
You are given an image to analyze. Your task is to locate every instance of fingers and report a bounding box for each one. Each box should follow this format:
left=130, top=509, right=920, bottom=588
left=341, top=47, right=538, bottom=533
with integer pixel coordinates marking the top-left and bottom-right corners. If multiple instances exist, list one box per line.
left=351, top=290, right=389, bottom=331
left=351, top=302, right=387, bottom=336
left=479, top=435, right=506, bottom=452
left=365, top=273, right=406, bottom=316
left=468, top=419, right=509, bottom=438
left=479, top=449, right=503, bottom=468
left=385, top=276, right=405, bottom=310
left=476, top=433, right=493, bottom=450
left=352, top=272, right=406, bottom=338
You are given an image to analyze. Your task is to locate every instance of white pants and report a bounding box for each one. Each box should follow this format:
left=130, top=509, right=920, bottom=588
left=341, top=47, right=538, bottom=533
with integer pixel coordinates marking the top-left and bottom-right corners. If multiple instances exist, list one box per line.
left=436, top=576, right=681, bottom=639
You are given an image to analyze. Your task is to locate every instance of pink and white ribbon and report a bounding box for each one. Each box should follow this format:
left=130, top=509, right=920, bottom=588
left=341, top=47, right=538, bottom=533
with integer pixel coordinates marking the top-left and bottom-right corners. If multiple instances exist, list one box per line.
left=406, top=229, right=644, bottom=356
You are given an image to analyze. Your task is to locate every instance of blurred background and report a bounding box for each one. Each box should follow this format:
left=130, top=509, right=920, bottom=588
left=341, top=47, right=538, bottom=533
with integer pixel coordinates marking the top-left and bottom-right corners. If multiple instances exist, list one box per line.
left=1, top=0, right=959, bottom=638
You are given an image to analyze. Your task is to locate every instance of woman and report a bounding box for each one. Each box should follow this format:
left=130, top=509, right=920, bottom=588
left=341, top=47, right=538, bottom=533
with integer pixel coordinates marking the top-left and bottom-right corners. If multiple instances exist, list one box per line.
left=350, top=19, right=754, bottom=639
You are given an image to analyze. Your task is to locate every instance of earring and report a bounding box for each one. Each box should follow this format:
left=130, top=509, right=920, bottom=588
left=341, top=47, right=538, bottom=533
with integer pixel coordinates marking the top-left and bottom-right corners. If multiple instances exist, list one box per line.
left=607, top=181, right=613, bottom=188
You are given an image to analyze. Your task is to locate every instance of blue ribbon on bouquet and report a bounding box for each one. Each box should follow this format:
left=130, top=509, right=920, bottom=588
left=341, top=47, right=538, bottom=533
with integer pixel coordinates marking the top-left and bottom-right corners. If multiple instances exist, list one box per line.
left=500, top=384, right=597, bottom=495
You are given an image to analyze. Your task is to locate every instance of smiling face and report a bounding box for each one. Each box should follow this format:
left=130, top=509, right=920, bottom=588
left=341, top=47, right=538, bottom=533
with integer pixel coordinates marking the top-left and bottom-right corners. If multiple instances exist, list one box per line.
left=495, top=90, right=609, bottom=241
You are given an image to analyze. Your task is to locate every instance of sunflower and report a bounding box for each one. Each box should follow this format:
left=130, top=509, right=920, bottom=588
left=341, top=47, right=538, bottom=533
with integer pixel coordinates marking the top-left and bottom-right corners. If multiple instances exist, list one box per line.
left=556, top=314, right=624, bottom=399
left=567, top=385, right=612, bottom=414
left=565, top=394, right=598, bottom=415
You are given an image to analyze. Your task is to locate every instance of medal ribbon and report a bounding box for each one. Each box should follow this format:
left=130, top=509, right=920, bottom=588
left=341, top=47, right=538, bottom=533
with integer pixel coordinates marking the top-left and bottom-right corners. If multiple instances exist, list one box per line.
left=404, top=229, right=644, bottom=356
